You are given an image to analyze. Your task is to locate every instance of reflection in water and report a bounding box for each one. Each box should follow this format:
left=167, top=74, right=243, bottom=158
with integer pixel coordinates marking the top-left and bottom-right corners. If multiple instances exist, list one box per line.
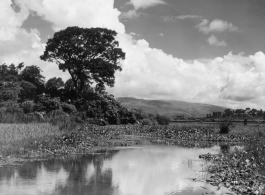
left=0, top=145, right=220, bottom=195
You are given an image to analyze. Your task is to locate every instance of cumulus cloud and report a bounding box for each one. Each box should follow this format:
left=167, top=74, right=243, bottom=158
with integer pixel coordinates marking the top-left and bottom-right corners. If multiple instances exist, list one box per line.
left=120, top=10, right=143, bottom=20
left=15, top=0, right=125, bottom=33
left=109, top=34, right=265, bottom=109
left=129, top=0, right=166, bottom=10
left=207, top=35, right=227, bottom=47
left=197, top=19, right=238, bottom=34
left=1, top=0, right=265, bottom=109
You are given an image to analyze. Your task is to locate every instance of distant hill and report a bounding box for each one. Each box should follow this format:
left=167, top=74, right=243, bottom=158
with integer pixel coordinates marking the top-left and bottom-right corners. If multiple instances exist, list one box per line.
left=117, top=97, right=227, bottom=118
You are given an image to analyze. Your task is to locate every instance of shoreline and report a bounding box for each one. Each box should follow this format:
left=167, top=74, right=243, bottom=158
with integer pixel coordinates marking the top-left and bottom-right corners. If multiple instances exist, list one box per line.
left=1, top=123, right=264, bottom=194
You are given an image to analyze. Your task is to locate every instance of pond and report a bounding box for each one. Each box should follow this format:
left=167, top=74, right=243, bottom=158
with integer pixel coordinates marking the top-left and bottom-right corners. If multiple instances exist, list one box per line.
left=0, top=145, right=231, bottom=195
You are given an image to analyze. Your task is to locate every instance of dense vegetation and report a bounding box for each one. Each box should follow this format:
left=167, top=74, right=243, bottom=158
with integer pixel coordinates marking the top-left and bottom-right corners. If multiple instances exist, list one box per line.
left=0, top=27, right=139, bottom=125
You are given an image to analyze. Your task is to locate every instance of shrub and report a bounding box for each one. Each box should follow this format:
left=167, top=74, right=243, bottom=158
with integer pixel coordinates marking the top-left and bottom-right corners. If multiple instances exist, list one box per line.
left=219, top=120, right=232, bottom=134
left=244, top=119, right=248, bottom=126
left=141, top=119, right=153, bottom=126
left=155, top=115, right=170, bottom=125
left=61, top=102, right=77, bottom=114
left=5, top=101, right=22, bottom=114
left=21, top=101, right=35, bottom=114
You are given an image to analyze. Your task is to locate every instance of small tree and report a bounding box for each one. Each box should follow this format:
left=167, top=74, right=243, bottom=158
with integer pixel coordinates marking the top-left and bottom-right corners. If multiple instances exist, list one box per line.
left=45, top=77, right=64, bottom=98
left=155, top=114, right=170, bottom=125
left=40, top=27, right=125, bottom=99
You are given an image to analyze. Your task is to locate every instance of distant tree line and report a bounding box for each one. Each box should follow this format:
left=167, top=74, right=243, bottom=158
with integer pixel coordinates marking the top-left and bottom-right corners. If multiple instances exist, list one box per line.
left=207, top=108, right=265, bottom=120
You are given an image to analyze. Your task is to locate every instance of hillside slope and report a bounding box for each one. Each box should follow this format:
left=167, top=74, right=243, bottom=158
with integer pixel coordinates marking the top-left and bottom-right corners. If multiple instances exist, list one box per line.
left=117, top=97, right=227, bottom=118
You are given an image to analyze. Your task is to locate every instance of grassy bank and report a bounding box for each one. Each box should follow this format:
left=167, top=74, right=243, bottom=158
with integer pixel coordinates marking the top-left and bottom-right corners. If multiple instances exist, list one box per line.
left=1, top=122, right=263, bottom=158
left=0, top=123, right=62, bottom=156
left=0, top=123, right=146, bottom=164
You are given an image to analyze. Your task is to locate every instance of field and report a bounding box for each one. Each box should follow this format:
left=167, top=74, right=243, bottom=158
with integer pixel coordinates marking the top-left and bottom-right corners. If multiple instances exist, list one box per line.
left=0, top=123, right=62, bottom=156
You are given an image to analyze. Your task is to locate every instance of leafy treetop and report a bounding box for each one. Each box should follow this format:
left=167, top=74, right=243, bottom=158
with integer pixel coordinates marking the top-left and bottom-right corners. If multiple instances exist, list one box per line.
left=40, top=27, right=125, bottom=96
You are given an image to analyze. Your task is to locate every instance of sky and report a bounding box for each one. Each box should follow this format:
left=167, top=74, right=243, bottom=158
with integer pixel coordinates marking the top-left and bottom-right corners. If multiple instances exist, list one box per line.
left=1, top=0, right=265, bottom=109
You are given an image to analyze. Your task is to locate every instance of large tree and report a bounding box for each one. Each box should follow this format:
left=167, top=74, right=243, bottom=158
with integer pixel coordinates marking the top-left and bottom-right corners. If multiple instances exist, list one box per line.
left=40, top=27, right=125, bottom=97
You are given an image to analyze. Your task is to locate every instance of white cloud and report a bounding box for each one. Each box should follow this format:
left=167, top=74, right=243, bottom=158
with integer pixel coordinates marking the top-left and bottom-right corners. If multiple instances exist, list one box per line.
left=129, top=0, right=165, bottom=10
left=177, top=15, right=201, bottom=20
left=159, top=33, right=164, bottom=36
left=1, top=0, right=265, bottom=109
left=207, top=35, right=227, bottom=47
left=197, top=19, right=238, bottom=34
left=15, top=0, right=125, bottom=33
left=109, top=34, right=265, bottom=109
left=120, top=10, right=141, bottom=20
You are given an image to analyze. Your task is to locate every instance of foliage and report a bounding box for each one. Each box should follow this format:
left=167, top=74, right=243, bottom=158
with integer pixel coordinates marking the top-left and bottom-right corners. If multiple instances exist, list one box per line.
left=61, top=102, right=77, bottom=114
left=131, top=108, right=147, bottom=120
left=62, top=79, right=77, bottom=103
left=45, top=77, right=64, bottom=98
left=0, top=63, right=23, bottom=82
left=20, top=101, right=35, bottom=114
left=19, top=81, right=37, bottom=102
left=4, top=101, right=22, bottom=114
left=155, top=114, right=170, bottom=125
left=0, top=27, right=138, bottom=125
left=79, top=92, right=137, bottom=125
left=219, top=120, right=232, bottom=134
left=141, top=119, right=153, bottom=126
left=19, top=65, right=45, bottom=95
left=0, top=82, right=21, bottom=102
left=40, top=27, right=125, bottom=96
left=37, top=94, right=62, bottom=113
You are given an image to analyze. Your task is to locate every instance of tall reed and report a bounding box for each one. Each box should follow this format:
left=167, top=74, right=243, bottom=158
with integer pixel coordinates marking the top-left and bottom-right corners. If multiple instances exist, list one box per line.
left=0, top=123, right=61, bottom=156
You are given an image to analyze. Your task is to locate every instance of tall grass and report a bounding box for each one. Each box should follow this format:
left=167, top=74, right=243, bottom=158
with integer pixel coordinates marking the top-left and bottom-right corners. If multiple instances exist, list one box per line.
left=0, top=123, right=62, bottom=156
left=230, top=123, right=265, bottom=139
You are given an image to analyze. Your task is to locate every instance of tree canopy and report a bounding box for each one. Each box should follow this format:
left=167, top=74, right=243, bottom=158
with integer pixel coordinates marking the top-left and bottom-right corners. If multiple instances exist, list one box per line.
left=40, top=27, right=125, bottom=97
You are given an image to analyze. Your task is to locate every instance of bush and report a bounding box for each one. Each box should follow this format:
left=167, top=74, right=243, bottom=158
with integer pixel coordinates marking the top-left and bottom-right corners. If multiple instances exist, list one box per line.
left=219, top=120, right=232, bottom=134
left=37, top=94, right=61, bottom=112
left=61, top=102, right=77, bottom=114
left=21, top=101, right=35, bottom=114
left=5, top=101, right=22, bottom=114
left=78, top=93, right=137, bottom=125
left=155, top=115, right=170, bottom=125
left=244, top=119, right=248, bottom=126
left=141, top=119, right=153, bottom=126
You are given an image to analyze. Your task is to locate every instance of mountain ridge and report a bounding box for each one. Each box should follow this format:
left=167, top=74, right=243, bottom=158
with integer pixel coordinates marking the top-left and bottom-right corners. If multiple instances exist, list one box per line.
left=117, top=97, right=227, bottom=118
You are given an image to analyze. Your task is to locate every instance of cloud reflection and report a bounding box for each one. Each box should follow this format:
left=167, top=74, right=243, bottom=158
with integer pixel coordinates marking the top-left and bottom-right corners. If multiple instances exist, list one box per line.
left=0, top=165, right=69, bottom=195
left=102, top=145, right=220, bottom=195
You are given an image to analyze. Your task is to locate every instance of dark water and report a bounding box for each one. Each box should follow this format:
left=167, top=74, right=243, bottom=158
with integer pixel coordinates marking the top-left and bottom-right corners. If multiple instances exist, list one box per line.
left=0, top=145, right=228, bottom=195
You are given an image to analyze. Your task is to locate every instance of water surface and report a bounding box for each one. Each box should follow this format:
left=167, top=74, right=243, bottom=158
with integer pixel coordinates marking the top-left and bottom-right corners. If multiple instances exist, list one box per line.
left=0, top=145, right=222, bottom=195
